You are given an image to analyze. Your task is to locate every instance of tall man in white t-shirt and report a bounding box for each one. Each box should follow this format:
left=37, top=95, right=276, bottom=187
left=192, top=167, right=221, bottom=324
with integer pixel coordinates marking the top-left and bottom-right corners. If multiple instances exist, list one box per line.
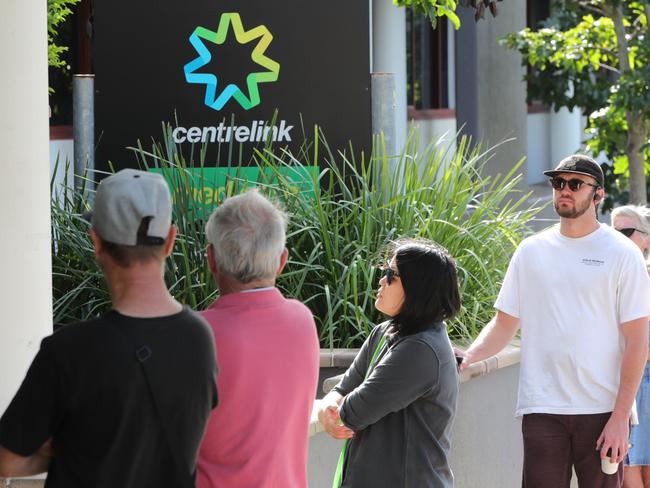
left=462, top=155, right=650, bottom=487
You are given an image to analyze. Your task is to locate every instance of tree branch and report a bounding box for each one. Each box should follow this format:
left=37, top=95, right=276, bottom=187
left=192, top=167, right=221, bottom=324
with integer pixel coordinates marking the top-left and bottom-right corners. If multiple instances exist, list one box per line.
left=597, top=63, right=621, bottom=74
left=575, top=0, right=607, bottom=17
left=610, top=4, right=630, bottom=72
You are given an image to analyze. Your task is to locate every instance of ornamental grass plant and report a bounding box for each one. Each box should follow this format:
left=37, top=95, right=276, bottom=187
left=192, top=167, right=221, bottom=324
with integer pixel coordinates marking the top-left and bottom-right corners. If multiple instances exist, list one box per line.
left=51, top=127, right=543, bottom=347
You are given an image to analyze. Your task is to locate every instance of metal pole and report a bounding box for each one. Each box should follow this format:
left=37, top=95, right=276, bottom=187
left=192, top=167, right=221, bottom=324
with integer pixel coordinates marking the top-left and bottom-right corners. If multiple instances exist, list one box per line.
left=371, top=72, right=397, bottom=159
left=372, top=0, right=407, bottom=152
left=73, top=74, right=95, bottom=192
left=454, top=8, right=478, bottom=142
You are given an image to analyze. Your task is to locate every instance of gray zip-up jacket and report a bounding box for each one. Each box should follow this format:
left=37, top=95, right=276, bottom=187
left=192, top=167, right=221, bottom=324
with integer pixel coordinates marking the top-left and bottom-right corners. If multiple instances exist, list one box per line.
left=333, top=321, right=459, bottom=488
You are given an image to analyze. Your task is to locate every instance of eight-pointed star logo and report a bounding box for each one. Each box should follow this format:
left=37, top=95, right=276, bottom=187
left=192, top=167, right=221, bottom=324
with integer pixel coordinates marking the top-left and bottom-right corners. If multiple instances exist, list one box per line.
left=184, top=13, right=280, bottom=111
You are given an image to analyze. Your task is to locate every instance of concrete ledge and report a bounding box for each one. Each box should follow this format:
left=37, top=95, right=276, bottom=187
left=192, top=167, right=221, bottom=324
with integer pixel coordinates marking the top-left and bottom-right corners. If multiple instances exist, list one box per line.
left=459, top=344, right=520, bottom=384
left=0, top=475, right=46, bottom=488
left=320, top=344, right=521, bottom=380
left=311, top=344, right=521, bottom=437
left=319, top=349, right=359, bottom=368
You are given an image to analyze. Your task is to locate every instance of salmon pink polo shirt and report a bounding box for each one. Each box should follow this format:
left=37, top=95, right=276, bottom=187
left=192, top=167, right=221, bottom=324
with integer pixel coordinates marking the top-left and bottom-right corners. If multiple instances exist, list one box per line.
left=197, top=288, right=320, bottom=488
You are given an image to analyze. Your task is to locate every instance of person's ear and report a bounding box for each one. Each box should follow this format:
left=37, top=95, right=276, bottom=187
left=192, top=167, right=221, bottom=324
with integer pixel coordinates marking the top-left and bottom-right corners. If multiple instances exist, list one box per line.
left=643, top=233, right=650, bottom=254
left=163, top=225, right=177, bottom=257
left=90, top=229, right=102, bottom=258
left=276, top=248, right=289, bottom=277
left=593, top=188, right=604, bottom=203
left=207, top=244, right=218, bottom=276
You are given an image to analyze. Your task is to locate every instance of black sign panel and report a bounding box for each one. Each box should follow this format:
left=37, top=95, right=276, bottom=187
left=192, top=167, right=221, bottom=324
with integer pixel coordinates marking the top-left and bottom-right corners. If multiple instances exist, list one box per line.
left=93, top=0, right=371, bottom=171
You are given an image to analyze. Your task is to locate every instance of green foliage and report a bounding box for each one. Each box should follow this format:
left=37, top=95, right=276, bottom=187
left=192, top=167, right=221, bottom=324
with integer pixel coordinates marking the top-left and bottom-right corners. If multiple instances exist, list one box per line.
left=51, top=163, right=110, bottom=323
left=51, top=129, right=542, bottom=346
left=502, top=1, right=650, bottom=209
left=394, top=0, right=461, bottom=28
left=394, top=0, right=504, bottom=28
left=48, top=0, right=79, bottom=69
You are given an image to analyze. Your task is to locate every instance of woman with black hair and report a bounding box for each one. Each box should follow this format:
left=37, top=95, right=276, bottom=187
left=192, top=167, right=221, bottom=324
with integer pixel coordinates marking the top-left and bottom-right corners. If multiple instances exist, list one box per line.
left=317, top=238, right=461, bottom=488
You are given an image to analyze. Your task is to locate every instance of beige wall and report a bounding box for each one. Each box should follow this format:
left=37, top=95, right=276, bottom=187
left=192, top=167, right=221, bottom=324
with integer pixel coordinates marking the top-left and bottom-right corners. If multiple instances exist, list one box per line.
left=308, top=363, right=524, bottom=488
left=475, top=3, right=528, bottom=188
left=407, top=116, right=457, bottom=156
left=450, top=364, right=522, bottom=486
left=0, top=0, right=52, bottom=413
left=309, top=360, right=585, bottom=488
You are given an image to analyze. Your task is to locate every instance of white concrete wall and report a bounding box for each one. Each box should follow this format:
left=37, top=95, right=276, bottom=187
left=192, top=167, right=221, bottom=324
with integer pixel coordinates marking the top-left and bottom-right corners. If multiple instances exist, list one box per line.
left=308, top=431, right=342, bottom=488
left=50, top=139, right=75, bottom=199
left=450, top=364, right=522, bottom=487
left=526, top=111, right=551, bottom=186
left=526, top=108, right=584, bottom=185
left=525, top=108, right=586, bottom=228
left=475, top=2, right=527, bottom=186
left=454, top=363, right=579, bottom=486
left=308, top=362, right=582, bottom=488
left=550, top=107, right=584, bottom=168
left=0, top=0, right=53, bottom=413
left=307, top=364, right=523, bottom=488
left=408, top=116, right=457, bottom=156
left=308, top=364, right=523, bottom=488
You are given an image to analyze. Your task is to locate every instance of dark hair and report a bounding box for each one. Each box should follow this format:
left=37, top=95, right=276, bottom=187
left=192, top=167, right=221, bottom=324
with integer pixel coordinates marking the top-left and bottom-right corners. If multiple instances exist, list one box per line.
left=100, top=240, right=166, bottom=268
left=99, top=218, right=166, bottom=268
left=388, top=238, right=461, bottom=337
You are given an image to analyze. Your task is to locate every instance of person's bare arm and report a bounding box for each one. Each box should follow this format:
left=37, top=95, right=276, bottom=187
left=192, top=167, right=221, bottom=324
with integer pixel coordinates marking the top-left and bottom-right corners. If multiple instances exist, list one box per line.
left=0, top=439, right=52, bottom=478
left=317, top=391, right=354, bottom=439
left=596, top=316, right=649, bottom=464
left=460, top=310, right=520, bottom=369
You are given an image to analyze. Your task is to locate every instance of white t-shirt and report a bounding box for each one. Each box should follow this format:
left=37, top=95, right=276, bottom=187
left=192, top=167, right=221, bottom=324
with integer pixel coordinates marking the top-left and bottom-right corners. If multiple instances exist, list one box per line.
left=495, top=224, right=650, bottom=417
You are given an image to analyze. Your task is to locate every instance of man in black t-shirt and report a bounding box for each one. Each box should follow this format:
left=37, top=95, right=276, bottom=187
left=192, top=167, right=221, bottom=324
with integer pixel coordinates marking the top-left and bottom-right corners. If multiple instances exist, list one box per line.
left=0, top=169, right=218, bottom=487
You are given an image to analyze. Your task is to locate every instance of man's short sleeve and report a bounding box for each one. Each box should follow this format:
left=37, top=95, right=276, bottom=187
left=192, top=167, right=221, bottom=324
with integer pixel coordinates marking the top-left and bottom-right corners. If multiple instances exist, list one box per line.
left=0, top=337, right=61, bottom=456
left=617, top=248, right=650, bottom=324
left=494, top=245, right=522, bottom=318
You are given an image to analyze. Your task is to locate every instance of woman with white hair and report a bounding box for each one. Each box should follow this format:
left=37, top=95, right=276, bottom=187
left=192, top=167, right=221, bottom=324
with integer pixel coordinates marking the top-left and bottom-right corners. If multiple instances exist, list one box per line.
left=611, top=205, right=650, bottom=488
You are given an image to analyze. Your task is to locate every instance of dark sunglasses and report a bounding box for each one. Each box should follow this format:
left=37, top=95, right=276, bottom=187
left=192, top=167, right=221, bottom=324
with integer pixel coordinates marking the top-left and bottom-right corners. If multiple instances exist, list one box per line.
left=549, top=176, right=599, bottom=192
left=380, top=266, right=400, bottom=285
left=617, top=227, right=647, bottom=238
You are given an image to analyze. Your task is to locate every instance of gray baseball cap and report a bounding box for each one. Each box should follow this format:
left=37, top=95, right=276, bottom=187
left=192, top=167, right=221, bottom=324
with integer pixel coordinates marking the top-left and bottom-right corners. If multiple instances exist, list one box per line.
left=91, top=169, right=172, bottom=246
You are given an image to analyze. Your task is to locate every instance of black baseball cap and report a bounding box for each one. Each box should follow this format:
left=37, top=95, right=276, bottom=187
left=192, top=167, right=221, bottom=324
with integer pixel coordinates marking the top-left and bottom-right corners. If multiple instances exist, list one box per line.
left=543, top=154, right=604, bottom=187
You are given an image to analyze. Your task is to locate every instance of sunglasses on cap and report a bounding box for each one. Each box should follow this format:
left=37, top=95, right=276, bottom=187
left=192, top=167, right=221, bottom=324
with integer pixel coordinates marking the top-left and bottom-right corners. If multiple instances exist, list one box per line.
left=379, top=266, right=400, bottom=285
left=617, top=227, right=647, bottom=238
left=549, top=176, right=599, bottom=192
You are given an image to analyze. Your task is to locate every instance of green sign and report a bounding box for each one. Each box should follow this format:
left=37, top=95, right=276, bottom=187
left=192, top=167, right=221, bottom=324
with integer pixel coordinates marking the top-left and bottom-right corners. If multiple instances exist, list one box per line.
left=149, top=165, right=318, bottom=219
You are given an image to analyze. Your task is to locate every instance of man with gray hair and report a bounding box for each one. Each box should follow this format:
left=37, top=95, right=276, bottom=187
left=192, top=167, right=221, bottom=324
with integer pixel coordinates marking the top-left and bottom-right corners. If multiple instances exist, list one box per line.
left=197, top=189, right=319, bottom=488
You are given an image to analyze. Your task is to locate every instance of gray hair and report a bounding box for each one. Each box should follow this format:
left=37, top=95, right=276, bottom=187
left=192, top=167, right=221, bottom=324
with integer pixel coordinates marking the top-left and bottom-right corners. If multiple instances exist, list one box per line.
left=205, top=189, right=288, bottom=283
left=611, top=204, right=650, bottom=258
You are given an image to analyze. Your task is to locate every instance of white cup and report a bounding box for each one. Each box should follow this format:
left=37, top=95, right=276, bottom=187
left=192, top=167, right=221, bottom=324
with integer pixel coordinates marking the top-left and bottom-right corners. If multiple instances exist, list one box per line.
left=601, top=457, right=620, bottom=475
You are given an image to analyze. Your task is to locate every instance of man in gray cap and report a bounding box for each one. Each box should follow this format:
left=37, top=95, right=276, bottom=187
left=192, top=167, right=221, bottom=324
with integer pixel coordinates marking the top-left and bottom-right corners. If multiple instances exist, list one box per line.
left=0, top=169, right=218, bottom=488
left=462, top=155, right=650, bottom=487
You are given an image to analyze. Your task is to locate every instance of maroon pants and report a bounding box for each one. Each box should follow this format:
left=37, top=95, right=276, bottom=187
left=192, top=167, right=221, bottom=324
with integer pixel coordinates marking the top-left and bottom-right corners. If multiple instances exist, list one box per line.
left=522, top=413, right=623, bottom=488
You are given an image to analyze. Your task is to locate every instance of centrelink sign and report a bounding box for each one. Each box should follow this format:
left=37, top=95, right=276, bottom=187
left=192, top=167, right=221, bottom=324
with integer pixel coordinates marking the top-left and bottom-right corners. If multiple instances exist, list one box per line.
left=175, top=12, right=292, bottom=145
left=94, top=0, right=371, bottom=171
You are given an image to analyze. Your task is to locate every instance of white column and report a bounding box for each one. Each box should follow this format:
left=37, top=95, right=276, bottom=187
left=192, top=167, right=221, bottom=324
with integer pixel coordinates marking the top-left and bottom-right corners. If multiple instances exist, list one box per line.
left=550, top=106, right=583, bottom=167
left=372, top=0, right=407, bottom=152
left=0, top=0, right=52, bottom=413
